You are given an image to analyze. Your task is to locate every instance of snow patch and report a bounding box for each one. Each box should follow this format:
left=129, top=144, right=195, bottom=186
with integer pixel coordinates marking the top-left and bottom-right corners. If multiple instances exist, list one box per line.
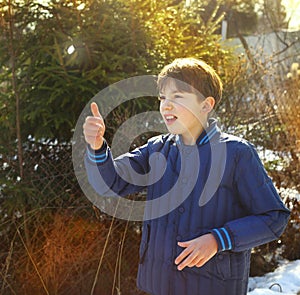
left=248, top=260, right=300, bottom=294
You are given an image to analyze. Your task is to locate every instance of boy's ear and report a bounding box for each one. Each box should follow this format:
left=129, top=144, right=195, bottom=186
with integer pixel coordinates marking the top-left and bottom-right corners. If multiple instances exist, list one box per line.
left=201, top=97, right=215, bottom=113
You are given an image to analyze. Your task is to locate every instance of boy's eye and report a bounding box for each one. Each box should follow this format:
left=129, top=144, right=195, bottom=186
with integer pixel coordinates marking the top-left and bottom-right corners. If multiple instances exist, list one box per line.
left=158, top=93, right=183, bottom=101
left=174, top=94, right=183, bottom=99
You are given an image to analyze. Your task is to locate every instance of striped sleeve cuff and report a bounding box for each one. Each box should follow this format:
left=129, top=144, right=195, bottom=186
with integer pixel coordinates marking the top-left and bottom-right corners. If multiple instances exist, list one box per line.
left=211, top=227, right=233, bottom=252
left=86, top=141, right=109, bottom=164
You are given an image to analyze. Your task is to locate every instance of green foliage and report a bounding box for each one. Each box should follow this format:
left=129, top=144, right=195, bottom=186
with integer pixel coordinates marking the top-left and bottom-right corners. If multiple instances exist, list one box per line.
left=133, top=0, right=232, bottom=70
left=0, top=0, right=153, bottom=142
left=0, top=0, right=288, bottom=144
left=1, top=0, right=239, bottom=143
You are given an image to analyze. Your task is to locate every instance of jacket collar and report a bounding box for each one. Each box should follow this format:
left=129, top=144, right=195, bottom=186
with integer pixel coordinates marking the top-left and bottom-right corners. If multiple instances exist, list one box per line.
left=196, top=118, right=220, bottom=146
left=174, top=118, right=220, bottom=147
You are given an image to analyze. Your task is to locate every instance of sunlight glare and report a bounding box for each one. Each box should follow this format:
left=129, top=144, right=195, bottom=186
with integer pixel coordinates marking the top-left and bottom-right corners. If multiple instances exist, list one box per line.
left=282, top=0, right=300, bottom=30
left=77, top=3, right=85, bottom=10
left=67, top=45, right=75, bottom=55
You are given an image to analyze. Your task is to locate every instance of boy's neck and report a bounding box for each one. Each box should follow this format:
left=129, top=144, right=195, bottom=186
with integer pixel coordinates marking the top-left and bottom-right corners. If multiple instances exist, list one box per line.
left=181, top=120, right=209, bottom=146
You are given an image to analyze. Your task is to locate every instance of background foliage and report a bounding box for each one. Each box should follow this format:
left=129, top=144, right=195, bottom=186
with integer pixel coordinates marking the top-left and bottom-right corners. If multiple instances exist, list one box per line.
left=0, top=0, right=299, bottom=294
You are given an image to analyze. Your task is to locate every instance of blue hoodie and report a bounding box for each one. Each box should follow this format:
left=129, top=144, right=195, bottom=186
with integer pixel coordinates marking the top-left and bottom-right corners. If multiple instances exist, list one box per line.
left=84, top=119, right=290, bottom=295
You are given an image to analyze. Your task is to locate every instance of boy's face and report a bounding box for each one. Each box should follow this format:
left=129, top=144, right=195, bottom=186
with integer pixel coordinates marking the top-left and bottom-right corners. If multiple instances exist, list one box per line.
left=159, top=79, right=208, bottom=145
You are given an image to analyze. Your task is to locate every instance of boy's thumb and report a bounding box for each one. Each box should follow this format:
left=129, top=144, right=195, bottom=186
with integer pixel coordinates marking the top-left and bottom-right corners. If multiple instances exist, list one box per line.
left=91, top=102, right=102, bottom=118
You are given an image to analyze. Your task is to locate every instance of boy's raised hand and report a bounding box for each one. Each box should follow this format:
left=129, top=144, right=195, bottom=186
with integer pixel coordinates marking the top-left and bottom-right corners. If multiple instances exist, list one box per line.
left=83, top=102, right=105, bottom=150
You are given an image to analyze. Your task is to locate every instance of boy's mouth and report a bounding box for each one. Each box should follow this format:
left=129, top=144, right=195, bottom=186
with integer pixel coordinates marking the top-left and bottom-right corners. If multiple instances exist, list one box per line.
left=164, top=114, right=177, bottom=125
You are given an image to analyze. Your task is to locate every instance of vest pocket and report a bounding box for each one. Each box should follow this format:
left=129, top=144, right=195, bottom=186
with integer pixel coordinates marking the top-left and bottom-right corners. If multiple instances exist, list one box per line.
left=216, top=252, right=231, bottom=280
left=216, top=251, right=249, bottom=280
left=139, top=224, right=150, bottom=264
left=182, top=253, right=233, bottom=281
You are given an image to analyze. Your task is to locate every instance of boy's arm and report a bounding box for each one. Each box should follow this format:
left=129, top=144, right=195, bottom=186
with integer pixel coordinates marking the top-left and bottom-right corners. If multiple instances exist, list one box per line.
left=83, top=101, right=150, bottom=197
left=210, top=142, right=290, bottom=253
left=84, top=140, right=150, bottom=197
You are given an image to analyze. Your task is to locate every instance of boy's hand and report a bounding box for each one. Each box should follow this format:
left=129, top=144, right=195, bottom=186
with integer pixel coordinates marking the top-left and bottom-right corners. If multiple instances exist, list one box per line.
left=175, top=233, right=218, bottom=271
left=83, top=102, right=105, bottom=150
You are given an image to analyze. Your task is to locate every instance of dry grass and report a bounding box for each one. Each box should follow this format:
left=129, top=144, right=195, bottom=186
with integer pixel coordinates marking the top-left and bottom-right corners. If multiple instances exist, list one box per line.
left=1, top=209, right=144, bottom=295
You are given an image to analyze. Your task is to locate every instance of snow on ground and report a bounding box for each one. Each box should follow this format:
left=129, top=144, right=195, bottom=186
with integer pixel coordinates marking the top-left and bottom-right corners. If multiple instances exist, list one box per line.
left=248, top=260, right=300, bottom=295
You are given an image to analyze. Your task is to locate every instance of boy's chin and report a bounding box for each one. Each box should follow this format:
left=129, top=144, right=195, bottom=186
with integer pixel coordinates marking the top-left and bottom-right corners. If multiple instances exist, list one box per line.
left=166, top=129, right=178, bottom=135
left=165, top=126, right=180, bottom=134
left=166, top=128, right=184, bottom=136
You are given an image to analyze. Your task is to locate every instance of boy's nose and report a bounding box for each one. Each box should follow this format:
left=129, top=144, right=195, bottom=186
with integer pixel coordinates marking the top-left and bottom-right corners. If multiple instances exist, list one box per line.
left=161, top=99, right=173, bottom=110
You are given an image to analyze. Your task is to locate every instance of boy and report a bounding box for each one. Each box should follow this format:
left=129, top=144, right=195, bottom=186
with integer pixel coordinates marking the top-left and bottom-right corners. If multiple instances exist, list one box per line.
left=83, top=58, right=290, bottom=295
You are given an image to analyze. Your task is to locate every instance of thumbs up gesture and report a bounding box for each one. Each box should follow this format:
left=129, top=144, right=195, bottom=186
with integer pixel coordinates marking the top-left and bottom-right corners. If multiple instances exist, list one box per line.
left=83, top=102, right=106, bottom=150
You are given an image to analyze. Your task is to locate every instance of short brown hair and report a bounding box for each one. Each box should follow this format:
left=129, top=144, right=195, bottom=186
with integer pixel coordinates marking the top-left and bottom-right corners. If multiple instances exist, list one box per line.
left=157, top=57, right=223, bottom=106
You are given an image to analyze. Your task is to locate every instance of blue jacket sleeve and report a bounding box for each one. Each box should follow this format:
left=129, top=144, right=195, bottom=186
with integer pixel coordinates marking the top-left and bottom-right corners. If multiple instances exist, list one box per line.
left=211, top=142, right=290, bottom=252
left=84, top=140, right=150, bottom=197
